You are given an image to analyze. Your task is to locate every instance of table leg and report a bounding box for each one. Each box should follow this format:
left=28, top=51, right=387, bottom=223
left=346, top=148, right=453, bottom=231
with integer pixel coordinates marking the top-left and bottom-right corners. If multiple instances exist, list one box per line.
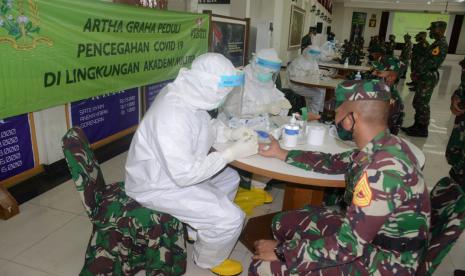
left=0, top=185, right=19, bottom=220
left=239, top=184, right=325, bottom=252
left=282, top=184, right=324, bottom=210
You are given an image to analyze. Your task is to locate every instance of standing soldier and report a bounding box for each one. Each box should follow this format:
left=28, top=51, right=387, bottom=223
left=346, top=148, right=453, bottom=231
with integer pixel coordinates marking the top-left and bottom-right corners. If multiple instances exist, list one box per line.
left=399, top=33, right=412, bottom=78
left=249, top=79, right=430, bottom=275
left=407, top=32, right=429, bottom=91
left=372, top=56, right=406, bottom=135
left=446, top=57, right=465, bottom=187
left=402, top=21, right=448, bottom=137
left=385, top=34, right=396, bottom=56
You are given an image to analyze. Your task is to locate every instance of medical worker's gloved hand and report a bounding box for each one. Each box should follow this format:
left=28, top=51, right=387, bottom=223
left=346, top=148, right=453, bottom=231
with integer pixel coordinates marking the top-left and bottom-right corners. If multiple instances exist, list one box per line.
left=221, top=135, right=258, bottom=163
left=280, top=99, right=292, bottom=110
left=230, top=127, right=256, bottom=141
left=265, top=99, right=292, bottom=115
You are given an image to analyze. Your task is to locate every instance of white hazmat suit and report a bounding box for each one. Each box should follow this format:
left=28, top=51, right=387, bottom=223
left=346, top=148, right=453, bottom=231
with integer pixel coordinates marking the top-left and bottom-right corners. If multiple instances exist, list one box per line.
left=222, top=48, right=291, bottom=118
left=124, top=53, right=257, bottom=269
left=287, top=46, right=326, bottom=113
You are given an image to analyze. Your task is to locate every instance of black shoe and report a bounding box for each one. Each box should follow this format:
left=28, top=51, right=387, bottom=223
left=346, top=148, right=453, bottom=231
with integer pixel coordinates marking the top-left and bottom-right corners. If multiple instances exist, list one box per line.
left=404, top=127, right=428, bottom=137
left=400, top=124, right=417, bottom=133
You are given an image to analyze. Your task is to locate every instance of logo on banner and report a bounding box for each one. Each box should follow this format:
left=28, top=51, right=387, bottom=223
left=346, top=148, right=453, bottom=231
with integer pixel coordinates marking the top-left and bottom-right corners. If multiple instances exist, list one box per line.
left=191, top=17, right=206, bottom=39
left=0, top=0, right=53, bottom=50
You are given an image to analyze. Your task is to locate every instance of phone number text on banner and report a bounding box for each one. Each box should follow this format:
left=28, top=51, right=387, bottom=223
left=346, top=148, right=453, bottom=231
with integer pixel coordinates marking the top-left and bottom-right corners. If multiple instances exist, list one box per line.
left=0, top=115, right=35, bottom=181
left=0, top=0, right=209, bottom=119
left=70, top=88, right=139, bottom=145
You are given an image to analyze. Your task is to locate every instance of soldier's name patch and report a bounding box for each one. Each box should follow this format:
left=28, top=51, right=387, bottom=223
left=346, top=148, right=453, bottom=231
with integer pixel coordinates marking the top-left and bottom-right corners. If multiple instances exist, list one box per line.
left=432, top=46, right=440, bottom=56
left=352, top=172, right=372, bottom=207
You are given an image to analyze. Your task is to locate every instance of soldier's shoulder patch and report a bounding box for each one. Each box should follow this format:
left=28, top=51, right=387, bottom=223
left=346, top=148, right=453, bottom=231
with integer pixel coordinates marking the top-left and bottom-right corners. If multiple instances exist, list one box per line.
left=352, top=171, right=372, bottom=207
left=432, top=46, right=440, bottom=56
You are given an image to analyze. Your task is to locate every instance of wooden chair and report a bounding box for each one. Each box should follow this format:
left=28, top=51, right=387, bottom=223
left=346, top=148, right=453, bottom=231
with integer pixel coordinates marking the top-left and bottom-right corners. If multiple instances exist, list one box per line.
left=62, top=127, right=186, bottom=275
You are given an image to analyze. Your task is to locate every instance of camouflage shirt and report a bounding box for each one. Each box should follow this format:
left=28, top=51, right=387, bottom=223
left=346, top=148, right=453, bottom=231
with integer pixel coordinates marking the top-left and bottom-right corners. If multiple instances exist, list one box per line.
left=411, top=41, right=429, bottom=70
left=282, top=130, right=430, bottom=274
left=416, top=36, right=448, bottom=77
left=400, top=41, right=412, bottom=63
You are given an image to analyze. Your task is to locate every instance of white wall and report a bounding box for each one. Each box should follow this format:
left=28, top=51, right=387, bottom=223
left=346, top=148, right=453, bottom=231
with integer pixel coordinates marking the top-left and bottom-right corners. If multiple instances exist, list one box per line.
left=457, top=19, right=465, bottom=55
left=195, top=3, right=231, bottom=16
left=273, top=0, right=332, bottom=65
left=33, top=106, right=68, bottom=164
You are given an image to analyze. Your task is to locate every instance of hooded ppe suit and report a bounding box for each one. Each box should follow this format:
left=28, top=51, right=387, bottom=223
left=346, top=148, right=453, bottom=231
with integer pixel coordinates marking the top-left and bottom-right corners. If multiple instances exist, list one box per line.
left=287, top=46, right=326, bottom=113
left=222, top=48, right=291, bottom=117
left=125, top=53, right=254, bottom=269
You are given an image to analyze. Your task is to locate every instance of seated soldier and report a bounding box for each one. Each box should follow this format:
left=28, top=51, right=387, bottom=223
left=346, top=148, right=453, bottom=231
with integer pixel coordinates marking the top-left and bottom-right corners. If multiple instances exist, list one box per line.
left=249, top=79, right=430, bottom=275
left=349, top=49, right=405, bottom=135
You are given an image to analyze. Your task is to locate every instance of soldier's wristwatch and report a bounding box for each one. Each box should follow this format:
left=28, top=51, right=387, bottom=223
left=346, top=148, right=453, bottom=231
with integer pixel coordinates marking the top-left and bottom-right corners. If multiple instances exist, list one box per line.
left=274, top=244, right=286, bottom=263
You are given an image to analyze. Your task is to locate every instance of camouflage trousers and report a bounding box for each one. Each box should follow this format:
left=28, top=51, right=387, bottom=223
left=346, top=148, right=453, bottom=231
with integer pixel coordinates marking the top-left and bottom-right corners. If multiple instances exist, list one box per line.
left=389, top=99, right=405, bottom=135
left=80, top=182, right=187, bottom=276
left=446, top=116, right=465, bottom=187
left=248, top=207, right=369, bottom=275
left=412, top=72, right=440, bottom=127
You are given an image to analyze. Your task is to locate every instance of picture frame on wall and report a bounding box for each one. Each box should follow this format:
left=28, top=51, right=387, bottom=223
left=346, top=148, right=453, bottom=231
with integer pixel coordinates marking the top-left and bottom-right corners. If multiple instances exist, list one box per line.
left=369, top=14, right=376, bottom=27
left=207, top=13, right=249, bottom=68
left=288, top=5, right=305, bottom=50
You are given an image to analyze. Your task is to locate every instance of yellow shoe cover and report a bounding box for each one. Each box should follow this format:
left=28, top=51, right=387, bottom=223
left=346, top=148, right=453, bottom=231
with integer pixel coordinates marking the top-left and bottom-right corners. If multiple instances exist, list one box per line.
left=252, top=187, right=273, bottom=203
left=210, top=259, right=242, bottom=275
left=234, top=187, right=267, bottom=215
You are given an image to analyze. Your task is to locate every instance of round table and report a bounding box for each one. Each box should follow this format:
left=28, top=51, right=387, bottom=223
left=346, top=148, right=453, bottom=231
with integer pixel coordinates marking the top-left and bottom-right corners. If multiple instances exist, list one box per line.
left=215, top=120, right=425, bottom=252
left=319, top=61, right=371, bottom=72
left=214, top=120, right=425, bottom=210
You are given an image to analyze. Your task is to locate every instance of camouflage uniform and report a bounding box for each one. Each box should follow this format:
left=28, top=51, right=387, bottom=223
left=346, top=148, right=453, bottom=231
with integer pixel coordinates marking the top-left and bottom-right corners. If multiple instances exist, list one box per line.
left=409, top=32, right=429, bottom=87
left=62, top=127, right=186, bottom=276
left=385, top=35, right=396, bottom=56
left=446, top=58, right=465, bottom=187
left=249, top=80, right=430, bottom=275
left=372, top=56, right=406, bottom=135
left=403, top=21, right=448, bottom=137
left=399, top=34, right=412, bottom=78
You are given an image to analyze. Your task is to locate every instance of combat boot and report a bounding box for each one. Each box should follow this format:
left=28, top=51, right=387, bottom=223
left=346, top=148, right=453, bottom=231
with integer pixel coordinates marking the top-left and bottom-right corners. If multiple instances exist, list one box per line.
left=401, top=123, right=418, bottom=133
left=404, top=125, right=428, bottom=137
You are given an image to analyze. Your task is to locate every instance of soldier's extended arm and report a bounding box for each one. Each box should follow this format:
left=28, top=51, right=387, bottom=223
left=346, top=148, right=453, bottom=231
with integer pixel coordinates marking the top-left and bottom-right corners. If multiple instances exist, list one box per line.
left=278, top=163, right=416, bottom=273
left=285, top=149, right=356, bottom=174
left=418, top=40, right=447, bottom=74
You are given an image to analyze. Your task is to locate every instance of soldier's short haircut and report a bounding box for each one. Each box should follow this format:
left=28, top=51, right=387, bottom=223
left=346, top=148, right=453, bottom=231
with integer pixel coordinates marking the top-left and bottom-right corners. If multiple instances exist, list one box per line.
left=351, top=100, right=390, bottom=125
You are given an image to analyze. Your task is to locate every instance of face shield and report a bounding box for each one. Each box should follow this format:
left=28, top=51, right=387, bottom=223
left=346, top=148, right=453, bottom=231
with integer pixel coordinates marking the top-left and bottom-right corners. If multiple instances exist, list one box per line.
left=255, top=57, right=281, bottom=83
left=218, top=69, right=245, bottom=114
left=304, top=48, right=321, bottom=61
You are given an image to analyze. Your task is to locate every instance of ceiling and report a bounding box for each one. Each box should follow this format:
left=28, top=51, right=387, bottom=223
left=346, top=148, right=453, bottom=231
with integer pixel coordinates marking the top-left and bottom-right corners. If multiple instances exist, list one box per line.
left=333, top=0, right=465, bottom=12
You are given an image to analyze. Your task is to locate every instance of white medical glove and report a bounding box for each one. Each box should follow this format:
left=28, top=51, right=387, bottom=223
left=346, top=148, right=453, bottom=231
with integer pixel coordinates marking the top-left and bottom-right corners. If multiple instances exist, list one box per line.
left=266, top=103, right=282, bottom=115
left=221, top=135, right=258, bottom=163
left=211, top=119, right=232, bottom=143
left=230, top=127, right=256, bottom=141
left=280, top=99, right=292, bottom=110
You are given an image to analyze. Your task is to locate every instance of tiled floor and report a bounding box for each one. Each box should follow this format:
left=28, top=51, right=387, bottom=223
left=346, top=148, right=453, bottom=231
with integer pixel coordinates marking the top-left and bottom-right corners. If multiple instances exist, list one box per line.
left=1, top=57, right=465, bottom=275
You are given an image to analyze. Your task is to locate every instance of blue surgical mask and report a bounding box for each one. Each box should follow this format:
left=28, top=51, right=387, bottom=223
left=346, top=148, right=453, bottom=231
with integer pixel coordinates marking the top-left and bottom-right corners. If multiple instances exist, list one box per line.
left=257, top=72, right=273, bottom=82
left=336, top=113, right=355, bottom=141
left=218, top=72, right=245, bottom=88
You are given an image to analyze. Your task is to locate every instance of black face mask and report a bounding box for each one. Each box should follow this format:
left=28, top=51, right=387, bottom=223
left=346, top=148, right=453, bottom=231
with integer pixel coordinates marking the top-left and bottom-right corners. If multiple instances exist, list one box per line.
left=336, top=113, right=355, bottom=141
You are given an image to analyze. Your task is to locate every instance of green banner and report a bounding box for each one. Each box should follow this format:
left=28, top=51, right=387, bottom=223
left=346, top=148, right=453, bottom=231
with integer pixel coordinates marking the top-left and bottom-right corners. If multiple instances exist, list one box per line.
left=0, top=0, right=209, bottom=119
